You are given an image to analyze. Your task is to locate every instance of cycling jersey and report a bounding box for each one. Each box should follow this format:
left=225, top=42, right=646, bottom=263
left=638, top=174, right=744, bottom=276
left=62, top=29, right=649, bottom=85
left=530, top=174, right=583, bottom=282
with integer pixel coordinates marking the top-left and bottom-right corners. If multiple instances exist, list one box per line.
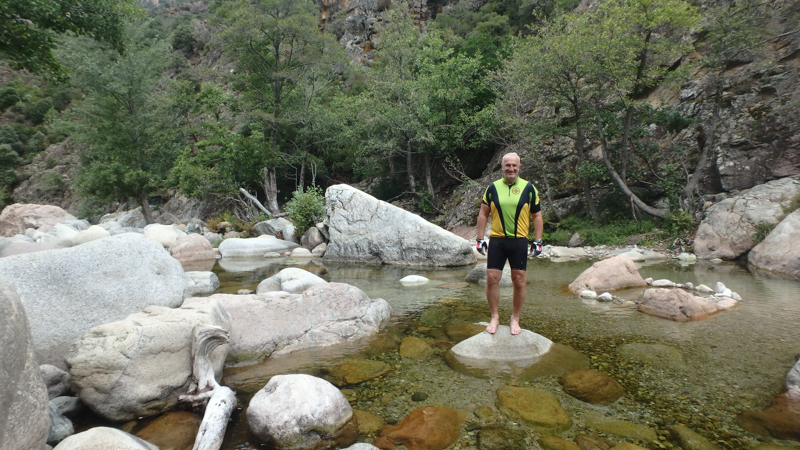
left=481, top=177, right=541, bottom=239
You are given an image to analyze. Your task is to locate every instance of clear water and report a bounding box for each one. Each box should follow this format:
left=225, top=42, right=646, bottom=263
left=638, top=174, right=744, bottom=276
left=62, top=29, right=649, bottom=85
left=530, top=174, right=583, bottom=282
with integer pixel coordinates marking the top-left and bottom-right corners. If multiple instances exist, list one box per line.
left=203, top=256, right=800, bottom=449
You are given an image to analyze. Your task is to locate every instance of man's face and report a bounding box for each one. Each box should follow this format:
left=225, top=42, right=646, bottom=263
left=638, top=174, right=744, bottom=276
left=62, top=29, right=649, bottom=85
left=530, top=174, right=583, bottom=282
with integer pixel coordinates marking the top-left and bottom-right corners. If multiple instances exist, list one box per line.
left=502, top=156, right=520, bottom=184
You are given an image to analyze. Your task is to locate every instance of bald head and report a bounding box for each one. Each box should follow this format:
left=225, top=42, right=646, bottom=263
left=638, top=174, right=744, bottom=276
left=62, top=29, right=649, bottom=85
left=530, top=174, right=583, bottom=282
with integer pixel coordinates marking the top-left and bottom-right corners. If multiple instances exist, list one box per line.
left=501, top=152, right=520, bottom=185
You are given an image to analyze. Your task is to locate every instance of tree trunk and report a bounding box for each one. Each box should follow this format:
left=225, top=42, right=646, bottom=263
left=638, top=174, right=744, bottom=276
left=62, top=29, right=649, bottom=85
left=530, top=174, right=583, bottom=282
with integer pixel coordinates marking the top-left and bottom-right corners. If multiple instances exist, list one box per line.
left=541, top=167, right=562, bottom=221
left=139, top=193, right=155, bottom=224
left=423, top=152, right=435, bottom=199
left=262, top=167, right=280, bottom=215
left=680, top=73, right=724, bottom=212
left=406, top=141, right=416, bottom=193
left=574, top=116, right=601, bottom=223
left=593, top=108, right=667, bottom=219
left=298, top=152, right=307, bottom=191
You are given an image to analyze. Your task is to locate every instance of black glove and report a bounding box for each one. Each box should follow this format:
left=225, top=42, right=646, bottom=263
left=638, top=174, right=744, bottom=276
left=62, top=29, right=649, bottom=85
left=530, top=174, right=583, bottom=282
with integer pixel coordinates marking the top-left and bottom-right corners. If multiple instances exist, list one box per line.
left=530, top=239, right=543, bottom=257
left=476, top=238, right=488, bottom=255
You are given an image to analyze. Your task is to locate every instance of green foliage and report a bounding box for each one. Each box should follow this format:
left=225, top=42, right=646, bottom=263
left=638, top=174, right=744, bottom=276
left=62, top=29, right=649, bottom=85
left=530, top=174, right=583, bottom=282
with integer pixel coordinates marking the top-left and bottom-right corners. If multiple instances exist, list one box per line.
left=0, top=0, right=140, bottom=79
left=0, top=126, right=24, bottom=155
left=641, top=104, right=694, bottom=133
left=22, top=98, right=53, bottom=124
left=0, top=143, right=22, bottom=185
left=666, top=210, right=694, bottom=232
left=56, top=22, right=177, bottom=218
left=546, top=215, right=661, bottom=246
left=284, top=185, right=325, bottom=236
left=781, top=195, right=800, bottom=215
left=39, top=170, right=66, bottom=193
left=171, top=22, right=198, bottom=55
left=0, top=84, right=21, bottom=111
left=754, top=222, right=775, bottom=244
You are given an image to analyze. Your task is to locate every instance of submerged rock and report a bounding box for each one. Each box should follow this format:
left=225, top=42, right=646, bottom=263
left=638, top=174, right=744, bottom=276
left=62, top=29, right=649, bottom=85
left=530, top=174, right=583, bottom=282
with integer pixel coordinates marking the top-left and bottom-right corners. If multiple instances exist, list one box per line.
left=323, top=359, right=392, bottom=386
left=496, top=385, right=571, bottom=433
left=559, top=370, right=625, bottom=405
left=373, top=406, right=466, bottom=450
left=637, top=288, right=737, bottom=322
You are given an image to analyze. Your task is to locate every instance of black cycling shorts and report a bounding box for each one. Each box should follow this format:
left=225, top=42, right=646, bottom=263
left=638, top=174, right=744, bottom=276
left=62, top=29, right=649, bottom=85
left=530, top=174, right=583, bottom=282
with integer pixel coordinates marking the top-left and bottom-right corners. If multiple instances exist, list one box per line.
left=486, top=237, right=528, bottom=271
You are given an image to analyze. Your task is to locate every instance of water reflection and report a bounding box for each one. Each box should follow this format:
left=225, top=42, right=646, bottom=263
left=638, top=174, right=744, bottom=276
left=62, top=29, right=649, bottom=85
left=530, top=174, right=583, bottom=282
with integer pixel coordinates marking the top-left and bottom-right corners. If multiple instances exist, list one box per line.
left=209, top=257, right=800, bottom=449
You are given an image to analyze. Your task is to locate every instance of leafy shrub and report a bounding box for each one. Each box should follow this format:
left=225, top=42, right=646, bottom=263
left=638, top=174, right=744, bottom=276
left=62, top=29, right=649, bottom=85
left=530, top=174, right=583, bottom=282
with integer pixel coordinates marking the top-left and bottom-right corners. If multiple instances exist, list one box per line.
left=172, top=23, right=199, bottom=55
left=23, top=98, right=53, bottom=124
left=0, top=126, right=24, bottom=155
left=754, top=222, right=775, bottom=244
left=285, top=185, right=326, bottom=236
left=0, top=85, right=21, bottom=111
left=39, top=171, right=66, bottom=193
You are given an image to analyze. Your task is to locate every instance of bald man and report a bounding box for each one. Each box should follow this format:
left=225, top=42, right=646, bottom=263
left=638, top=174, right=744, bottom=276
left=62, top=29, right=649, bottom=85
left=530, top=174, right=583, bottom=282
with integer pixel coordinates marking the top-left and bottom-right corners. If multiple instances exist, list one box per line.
left=475, top=152, right=544, bottom=335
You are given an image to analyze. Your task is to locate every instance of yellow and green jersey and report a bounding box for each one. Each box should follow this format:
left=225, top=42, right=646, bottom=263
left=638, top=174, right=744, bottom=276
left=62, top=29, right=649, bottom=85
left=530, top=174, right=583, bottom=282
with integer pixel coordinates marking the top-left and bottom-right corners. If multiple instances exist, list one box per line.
left=482, top=177, right=541, bottom=239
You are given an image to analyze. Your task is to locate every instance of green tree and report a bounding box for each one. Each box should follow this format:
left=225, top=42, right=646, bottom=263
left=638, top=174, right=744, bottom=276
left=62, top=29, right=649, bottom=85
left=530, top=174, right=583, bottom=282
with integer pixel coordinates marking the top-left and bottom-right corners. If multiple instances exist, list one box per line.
left=0, top=0, right=139, bottom=79
left=360, top=3, right=490, bottom=208
left=57, top=24, right=176, bottom=223
left=214, top=0, right=335, bottom=215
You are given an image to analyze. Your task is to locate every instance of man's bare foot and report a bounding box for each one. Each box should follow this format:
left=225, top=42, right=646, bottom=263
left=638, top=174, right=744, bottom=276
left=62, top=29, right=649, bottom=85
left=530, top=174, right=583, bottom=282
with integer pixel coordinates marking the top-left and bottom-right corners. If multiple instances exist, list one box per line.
left=510, top=317, right=522, bottom=335
left=486, top=317, right=500, bottom=334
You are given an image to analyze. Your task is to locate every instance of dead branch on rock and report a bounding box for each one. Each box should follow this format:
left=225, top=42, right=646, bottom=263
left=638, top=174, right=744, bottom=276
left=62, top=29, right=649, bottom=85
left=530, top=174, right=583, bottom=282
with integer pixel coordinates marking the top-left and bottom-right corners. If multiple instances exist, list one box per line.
left=179, top=325, right=236, bottom=450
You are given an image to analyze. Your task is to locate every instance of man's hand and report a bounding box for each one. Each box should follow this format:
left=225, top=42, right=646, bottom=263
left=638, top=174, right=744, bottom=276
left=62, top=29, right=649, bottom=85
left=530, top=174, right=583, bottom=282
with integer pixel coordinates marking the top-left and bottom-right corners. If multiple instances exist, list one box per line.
left=529, top=239, right=543, bottom=257
left=476, top=238, right=488, bottom=255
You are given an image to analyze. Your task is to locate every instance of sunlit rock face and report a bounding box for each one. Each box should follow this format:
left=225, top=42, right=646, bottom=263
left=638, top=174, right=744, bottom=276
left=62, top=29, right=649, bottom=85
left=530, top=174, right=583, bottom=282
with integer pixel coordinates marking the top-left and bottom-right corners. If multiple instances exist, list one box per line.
left=324, top=184, right=475, bottom=266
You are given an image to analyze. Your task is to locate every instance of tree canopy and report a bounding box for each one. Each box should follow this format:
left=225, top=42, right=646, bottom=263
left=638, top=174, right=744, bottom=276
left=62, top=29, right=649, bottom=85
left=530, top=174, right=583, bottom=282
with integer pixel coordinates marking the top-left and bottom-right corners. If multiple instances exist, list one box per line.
left=0, top=0, right=139, bottom=79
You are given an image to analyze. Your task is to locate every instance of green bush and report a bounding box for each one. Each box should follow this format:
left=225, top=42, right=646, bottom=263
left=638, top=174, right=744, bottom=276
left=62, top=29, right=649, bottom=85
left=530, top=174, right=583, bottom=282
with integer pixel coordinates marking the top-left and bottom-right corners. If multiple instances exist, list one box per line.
left=23, top=98, right=53, bottom=124
left=285, top=185, right=326, bottom=237
left=0, top=85, right=21, bottom=111
left=39, top=171, right=66, bottom=193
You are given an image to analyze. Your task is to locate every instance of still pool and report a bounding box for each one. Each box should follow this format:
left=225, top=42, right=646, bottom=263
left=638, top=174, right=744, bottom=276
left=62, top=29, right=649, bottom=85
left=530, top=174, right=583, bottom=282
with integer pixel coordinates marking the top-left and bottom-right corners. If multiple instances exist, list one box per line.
left=196, top=256, right=800, bottom=449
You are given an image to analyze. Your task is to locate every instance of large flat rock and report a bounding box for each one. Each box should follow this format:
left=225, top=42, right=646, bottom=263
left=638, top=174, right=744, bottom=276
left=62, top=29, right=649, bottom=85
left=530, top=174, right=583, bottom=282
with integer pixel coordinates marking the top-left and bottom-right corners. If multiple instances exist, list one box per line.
left=324, top=184, right=475, bottom=266
left=0, top=233, right=187, bottom=367
left=450, top=326, right=553, bottom=362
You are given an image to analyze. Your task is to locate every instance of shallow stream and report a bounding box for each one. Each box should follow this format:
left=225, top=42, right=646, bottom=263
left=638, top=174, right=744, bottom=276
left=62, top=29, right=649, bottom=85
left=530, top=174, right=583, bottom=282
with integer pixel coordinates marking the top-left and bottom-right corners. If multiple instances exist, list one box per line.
left=201, top=256, right=800, bottom=449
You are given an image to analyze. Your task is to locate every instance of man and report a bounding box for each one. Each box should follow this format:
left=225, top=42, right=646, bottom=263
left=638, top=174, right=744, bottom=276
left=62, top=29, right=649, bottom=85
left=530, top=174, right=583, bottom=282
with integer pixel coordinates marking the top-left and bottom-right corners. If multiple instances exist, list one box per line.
left=475, top=152, right=544, bottom=335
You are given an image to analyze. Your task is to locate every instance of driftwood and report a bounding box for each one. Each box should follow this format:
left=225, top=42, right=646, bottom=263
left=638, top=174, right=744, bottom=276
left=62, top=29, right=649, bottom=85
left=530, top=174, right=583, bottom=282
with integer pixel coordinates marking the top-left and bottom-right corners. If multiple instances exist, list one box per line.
left=238, top=188, right=272, bottom=218
left=179, top=325, right=236, bottom=450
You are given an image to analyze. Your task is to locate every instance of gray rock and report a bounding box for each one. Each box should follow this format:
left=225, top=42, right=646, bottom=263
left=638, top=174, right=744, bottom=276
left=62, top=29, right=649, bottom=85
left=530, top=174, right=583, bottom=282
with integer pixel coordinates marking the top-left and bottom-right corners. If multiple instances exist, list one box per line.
left=143, top=223, right=185, bottom=248
left=465, top=264, right=512, bottom=286
left=40, top=365, right=71, bottom=399
left=99, top=207, right=145, bottom=228
left=450, top=325, right=553, bottom=362
left=748, top=209, right=800, bottom=278
left=638, top=288, right=727, bottom=322
left=47, top=402, right=73, bottom=446
left=0, top=281, right=50, bottom=450
left=247, top=374, right=357, bottom=449
left=567, top=232, right=583, bottom=247
left=170, top=233, right=216, bottom=262
left=597, top=292, right=614, bottom=302
left=51, top=397, right=84, bottom=419
left=548, top=246, right=589, bottom=258
left=185, top=271, right=220, bottom=296
left=301, top=226, right=326, bottom=249
left=324, top=184, right=475, bottom=266
left=0, top=203, right=76, bottom=237
left=695, top=176, right=800, bottom=260
left=254, top=217, right=298, bottom=242
left=66, top=298, right=230, bottom=422
left=38, top=223, right=79, bottom=247
left=787, top=358, right=800, bottom=391
left=568, top=255, right=648, bottom=294
left=256, top=267, right=327, bottom=294
left=52, top=427, right=157, bottom=450
left=211, top=283, right=391, bottom=364
left=291, top=247, right=313, bottom=258
left=0, top=233, right=188, bottom=367
left=0, top=240, right=64, bottom=257
left=71, top=225, right=110, bottom=246
left=312, top=242, right=327, bottom=257
left=218, top=236, right=300, bottom=258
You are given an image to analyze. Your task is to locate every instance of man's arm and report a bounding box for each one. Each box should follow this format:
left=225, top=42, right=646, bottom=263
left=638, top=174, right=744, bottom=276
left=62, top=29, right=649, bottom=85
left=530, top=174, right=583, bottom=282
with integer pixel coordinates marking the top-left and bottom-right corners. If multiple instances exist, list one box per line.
left=477, top=203, right=491, bottom=239
left=531, top=211, right=543, bottom=241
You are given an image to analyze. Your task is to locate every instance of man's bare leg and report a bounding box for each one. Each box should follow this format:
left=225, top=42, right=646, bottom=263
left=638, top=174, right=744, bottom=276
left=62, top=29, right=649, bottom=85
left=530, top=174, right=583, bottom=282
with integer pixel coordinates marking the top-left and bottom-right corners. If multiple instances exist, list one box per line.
left=485, top=269, right=502, bottom=334
left=509, top=270, right=527, bottom=335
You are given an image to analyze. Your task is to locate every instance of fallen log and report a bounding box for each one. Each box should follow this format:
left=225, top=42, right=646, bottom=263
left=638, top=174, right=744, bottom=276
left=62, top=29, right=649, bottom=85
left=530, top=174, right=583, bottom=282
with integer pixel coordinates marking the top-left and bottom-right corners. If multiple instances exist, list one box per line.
left=179, top=325, right=236, bottom=450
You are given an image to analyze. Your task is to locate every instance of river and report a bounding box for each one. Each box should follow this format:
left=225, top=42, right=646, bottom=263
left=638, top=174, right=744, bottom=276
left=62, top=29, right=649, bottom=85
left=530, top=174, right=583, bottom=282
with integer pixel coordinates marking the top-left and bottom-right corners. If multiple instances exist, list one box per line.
left=202, top=255, right=800, bottom=449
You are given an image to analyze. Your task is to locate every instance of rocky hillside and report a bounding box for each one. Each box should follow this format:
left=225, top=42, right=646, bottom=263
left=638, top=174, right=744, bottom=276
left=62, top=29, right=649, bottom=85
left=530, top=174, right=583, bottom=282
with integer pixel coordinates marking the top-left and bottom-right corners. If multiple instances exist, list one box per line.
left=9, top=0, right=800, bottom=229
